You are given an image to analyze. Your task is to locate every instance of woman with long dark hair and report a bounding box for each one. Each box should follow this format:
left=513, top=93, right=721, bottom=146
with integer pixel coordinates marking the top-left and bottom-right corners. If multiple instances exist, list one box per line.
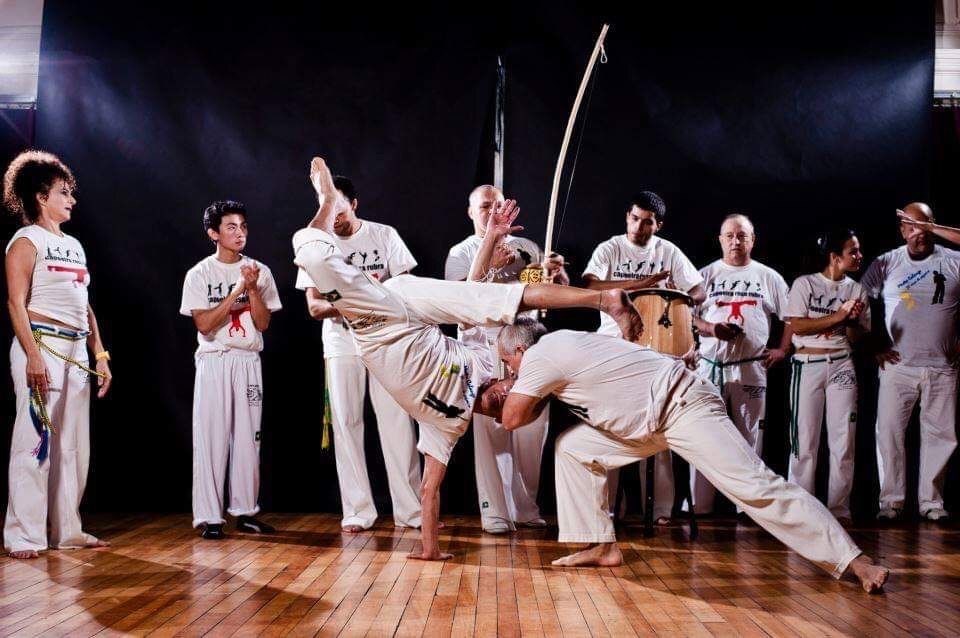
left=783, top=228, right=869, bottom=524
left=3, top=150, right=112, bottom=558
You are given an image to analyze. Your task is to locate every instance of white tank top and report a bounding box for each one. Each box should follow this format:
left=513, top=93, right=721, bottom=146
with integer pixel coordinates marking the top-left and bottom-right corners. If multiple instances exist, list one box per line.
left=5, top=225, right=90, bottom=330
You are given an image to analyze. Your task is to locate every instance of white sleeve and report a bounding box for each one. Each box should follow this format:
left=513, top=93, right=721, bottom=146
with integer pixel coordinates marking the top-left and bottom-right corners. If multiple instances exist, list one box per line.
left=860, top=255, right=886, bottom=298
left=784, top=277, right=810, bottom=318
left=582, top=242, right=612, bottom=280
left=179, top=269, right=208, bottom=316
left=387, top=227, right=417, bottom=275
left=256, top=265, right=283, bottom=312
left=770, top=273, right=790, bottom=319
left=669, top=250, right=704, bottom=293
left=857, top=286, right=872, bottom=331
left=445, top=245, right=471, bottom=281
left=511, top=349, right=566, bottom=399
left=294, top=267, right=314, bottom=291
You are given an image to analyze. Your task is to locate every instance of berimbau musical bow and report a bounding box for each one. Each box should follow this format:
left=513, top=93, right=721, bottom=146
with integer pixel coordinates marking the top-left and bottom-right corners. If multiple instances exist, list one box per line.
left=543, top=23, right=610, bottom=268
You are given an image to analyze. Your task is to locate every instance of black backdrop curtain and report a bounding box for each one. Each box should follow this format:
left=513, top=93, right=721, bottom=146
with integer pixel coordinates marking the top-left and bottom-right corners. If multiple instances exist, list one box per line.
left=0, top=2, right=938, bottom=518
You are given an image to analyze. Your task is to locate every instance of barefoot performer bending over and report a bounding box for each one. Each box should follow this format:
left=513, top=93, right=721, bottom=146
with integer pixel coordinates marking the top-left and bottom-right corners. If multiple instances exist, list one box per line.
left=474, top=319, right=890, bottom=593
left=294, top=157, right=642, bottom=560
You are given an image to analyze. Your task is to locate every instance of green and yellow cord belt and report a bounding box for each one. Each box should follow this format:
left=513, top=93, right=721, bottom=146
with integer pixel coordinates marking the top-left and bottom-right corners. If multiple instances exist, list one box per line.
left=321, top=372, right=333, bottom=450
left=30, top=326, right=107, bottom=435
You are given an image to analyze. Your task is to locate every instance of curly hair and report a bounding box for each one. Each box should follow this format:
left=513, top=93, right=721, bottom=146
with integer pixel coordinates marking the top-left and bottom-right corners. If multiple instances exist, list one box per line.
left=629, top=191, right=666, bottom=223
left=3, top=150, right=76, bottom=225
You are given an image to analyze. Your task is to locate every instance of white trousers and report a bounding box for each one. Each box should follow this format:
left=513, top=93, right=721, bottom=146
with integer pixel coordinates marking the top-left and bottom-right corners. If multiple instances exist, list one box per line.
left=787, top=354, right=857, bottom=518
left=606, top=451, right=674, bottom=520
left=690, top=358, right=767, bottom=513
left=474, top=410, right=547, bottom=529
left=555, top=379, right=861, bottom=579
left=4, top=336, right=98, bottom=553
left=192, top=350, right=264, bottom=527
left=325, top=355, right=422, bottom=529
left=876, top=364, right=958, bottom=513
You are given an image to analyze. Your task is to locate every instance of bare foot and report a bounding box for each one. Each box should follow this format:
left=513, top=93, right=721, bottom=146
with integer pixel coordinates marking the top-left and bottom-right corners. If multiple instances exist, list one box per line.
left=654, top=516, right=671, bottom=527
left=9, top=549, right=39, bottom=559
left=342, top=525, right=365, bottom=533
left=600, top=289, right=643, bottom=342
left=86, top=538, right=110, bottom=549
left=407, top=550, right=454, bottom=561
left=309, top=157, right=333, bottom=198
left=847, top=554, right=889, bottom=593
left=551, top=542, right=623, bottom=567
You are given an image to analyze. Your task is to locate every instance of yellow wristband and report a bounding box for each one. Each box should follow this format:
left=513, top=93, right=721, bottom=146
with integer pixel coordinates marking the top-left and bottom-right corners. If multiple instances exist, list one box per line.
left=95, top=350, right=111, bottom=361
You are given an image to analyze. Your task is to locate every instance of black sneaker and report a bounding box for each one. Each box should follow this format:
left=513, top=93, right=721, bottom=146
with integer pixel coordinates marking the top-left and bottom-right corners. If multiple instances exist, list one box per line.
left=236, top=516, right=275, bottom=534
left=200, top=523, right=225, bottom=540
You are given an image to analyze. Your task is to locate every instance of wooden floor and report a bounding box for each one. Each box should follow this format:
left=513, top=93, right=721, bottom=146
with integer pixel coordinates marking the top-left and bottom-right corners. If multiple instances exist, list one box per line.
left=1, top=514, right=959, bottom=637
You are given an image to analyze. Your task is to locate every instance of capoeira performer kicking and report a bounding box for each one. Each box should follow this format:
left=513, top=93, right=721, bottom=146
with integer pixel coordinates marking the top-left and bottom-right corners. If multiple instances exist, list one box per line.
left=297, top=174, right=422, bottom=532
left=784, top=228, right=870, bottom=523
left=294, top=157, right=642, bottom=560
left=445, top=184, right=568, bottom=534
left=474, top=319, right=890, bottom=593
left=861, top=203, right=960, bottom=521
left=181, top=200, right=282, bottom=539
left=692, top=213, right=791, bottom=514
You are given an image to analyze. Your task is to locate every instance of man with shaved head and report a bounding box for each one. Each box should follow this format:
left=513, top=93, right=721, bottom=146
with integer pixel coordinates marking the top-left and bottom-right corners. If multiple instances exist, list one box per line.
left=445, top=184, right=568, bottom=534
left=861, top=202, right=960, bottom=522
left=691, top=213, right=792, bottom=514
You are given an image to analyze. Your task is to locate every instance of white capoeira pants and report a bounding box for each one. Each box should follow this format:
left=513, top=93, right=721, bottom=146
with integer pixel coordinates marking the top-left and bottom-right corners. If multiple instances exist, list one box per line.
left=295, top=230, right=524, bottom=464
left=690, top=357, right=768, bottom=513
left=325, top=355, right=421, bottom=529
left=555, top=378, right=862, bottom=579
left=192, top=350, right=264, bottom=527
left=876, top=363, right=958, bottom=514
left=606, top=451, right=674, bottom=521
left=474, top=410, right=547, bottom=529
left=4, top=331, right=99, bottom=553
left=787, top=353, right=857, bottom=518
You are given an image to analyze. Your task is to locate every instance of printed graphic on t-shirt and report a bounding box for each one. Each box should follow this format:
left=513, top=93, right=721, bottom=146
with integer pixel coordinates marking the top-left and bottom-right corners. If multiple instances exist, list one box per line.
left=44, top=244, right=88, bottom=286
left=345, top=249, right=386, bottom=279
left=806, top=293, right=850, bottom=339
left=894, top=262, right=952, bottom=307
left=706, top=276, right=771, bottom=326
left=613, top=259, right=666, bottom=279
left=206, top=281, right=251, bottom=336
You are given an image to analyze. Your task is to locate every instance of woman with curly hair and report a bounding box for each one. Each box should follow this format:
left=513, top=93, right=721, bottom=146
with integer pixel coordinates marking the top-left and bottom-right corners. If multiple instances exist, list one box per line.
left=3, top=150, right=112, bottom=558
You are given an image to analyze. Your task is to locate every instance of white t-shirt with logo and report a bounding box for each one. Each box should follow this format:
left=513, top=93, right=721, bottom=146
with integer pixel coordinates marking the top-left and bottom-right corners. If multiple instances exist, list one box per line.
left=861, top=245, right=960, bottom=368
left=697, top=259, right=789, bottom=362
left=445, top=233, right=542, bottom=341
left=511, top=330, right=693, bottom=442
left=295, top=220, right=417, bottom=358
left=6, top=225, right=91, bottom=330
left=785, top=273, right=871, bottom=352
left=180, top=255, right=282, bottom=353
left=583, top=234, right=703, bottom=336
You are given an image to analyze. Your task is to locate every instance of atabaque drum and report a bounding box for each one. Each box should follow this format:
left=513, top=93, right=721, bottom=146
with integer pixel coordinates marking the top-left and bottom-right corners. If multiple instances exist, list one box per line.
left=629, top=288, right=696, bottom=356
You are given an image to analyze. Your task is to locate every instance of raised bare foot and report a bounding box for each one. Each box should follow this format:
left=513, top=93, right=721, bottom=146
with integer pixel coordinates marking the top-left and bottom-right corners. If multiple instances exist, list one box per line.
left=600, top=289, right=643, bottom=342
left=9, top=549, right=39, bottom=559
left=342, top=524, right=365, bottom=533
left=551, top=542, right=623, bottom=567
left=309, top=157, right=334, bottom=198
left=847, top=554, right=889, bottom=593
left=407, top=550, right=454, bottom=561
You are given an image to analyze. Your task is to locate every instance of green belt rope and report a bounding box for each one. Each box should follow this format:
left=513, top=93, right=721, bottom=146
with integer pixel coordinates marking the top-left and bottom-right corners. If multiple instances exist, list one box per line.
left=701, top=355, right=766, bottom=392
left=321, top=373, right=333, bottom=451
left=788, top=353, right=850, bottom=458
